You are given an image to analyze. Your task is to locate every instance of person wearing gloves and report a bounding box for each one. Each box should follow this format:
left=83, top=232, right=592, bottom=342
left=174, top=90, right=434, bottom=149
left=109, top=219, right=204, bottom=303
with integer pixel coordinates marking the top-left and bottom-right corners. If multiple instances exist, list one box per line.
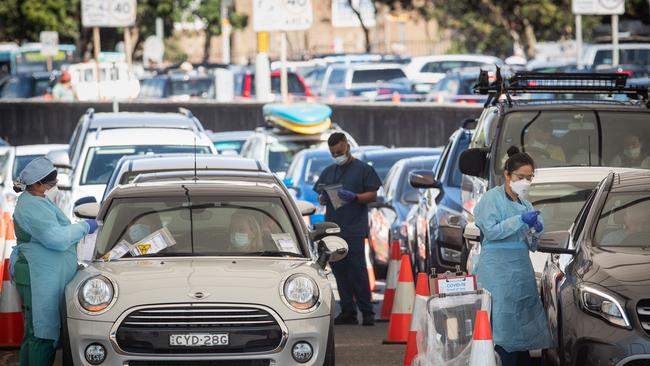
left=473, top=146, right=552, bottom=366
left=9, top=157, right=97, bottom=366
left=313, top=132, right=382, bottom=326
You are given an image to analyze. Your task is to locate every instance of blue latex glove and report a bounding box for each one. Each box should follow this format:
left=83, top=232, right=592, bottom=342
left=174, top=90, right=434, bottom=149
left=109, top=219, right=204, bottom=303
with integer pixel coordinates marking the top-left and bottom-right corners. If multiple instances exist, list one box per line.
left=520, top=210, right=540, bottom=228
left=337, top=189, right=357, bottom=203
left=319, top=191, right=330, bottom=205
left=534, top=220, right=543, bottom=233
left=85, top=219, right=98, bottom=234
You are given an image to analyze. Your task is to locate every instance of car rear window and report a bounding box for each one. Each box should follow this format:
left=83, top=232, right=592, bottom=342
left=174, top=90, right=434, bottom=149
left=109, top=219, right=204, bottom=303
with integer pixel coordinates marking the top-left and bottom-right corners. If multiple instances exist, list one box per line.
left=351, top=69, right=406, bottom=84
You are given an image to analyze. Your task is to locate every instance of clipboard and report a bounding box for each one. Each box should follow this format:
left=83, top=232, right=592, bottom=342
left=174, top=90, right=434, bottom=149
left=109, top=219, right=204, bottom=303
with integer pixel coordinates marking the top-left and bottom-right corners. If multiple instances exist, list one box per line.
left=430, top=267, right=477, bottom=295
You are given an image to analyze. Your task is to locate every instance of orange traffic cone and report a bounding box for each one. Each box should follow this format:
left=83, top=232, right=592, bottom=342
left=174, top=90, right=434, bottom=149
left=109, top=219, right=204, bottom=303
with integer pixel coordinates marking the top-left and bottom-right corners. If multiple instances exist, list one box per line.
left=379, top=240, right=401, bottom=322
left=384, top=254, right=415, bottom=344
left=392, top=91, right=401, bottom=104
left=403, top=272, right=430, bottom=365
left=364, top=239, right=376, bottom=293
left=0, top=219, right=23, bottom=347
left=469, top=310, right=497, bottom=366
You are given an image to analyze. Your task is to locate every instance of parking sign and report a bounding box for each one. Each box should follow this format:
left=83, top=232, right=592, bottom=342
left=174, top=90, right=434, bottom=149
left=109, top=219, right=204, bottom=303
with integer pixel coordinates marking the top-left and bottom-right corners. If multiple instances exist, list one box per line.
left=252, top=0, right=313, bottom=32
left=40, top=31, right=59, bottom=57
left=82, top=0, right=137, bottom=28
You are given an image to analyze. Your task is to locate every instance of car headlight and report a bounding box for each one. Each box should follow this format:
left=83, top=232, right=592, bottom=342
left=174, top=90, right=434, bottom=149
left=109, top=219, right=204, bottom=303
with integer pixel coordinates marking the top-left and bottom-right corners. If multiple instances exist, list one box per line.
left=579, top=284, right=630, bottom=328
left=282, top=274, right=319, bottom=311
left=78, top=276, right=116, bottom=314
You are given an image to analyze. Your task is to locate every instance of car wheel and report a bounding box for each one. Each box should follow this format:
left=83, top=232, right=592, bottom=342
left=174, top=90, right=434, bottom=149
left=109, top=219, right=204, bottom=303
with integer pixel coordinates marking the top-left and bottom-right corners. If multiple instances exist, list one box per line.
left=323, top=321, right=335, bottom=366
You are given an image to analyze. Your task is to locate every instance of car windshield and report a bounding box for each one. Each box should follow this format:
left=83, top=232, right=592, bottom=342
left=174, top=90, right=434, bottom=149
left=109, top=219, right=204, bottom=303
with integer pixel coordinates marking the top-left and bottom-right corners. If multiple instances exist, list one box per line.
left=169, top=78, right=214, bottom=98
left=594, top=192, right=650, bottom=247
left=494, top=111, right=650, bottom=181
left=267, top=140, right=326, bottom=173
left=305, top=156, right=333, bottom=184
left=364, top=153, right=433, bottom=181
left=13, top=154, right=43, bottom=180
left=214, top=140, right=246, bottom=154
left=81, top=145, right=212, bottom=185
left=351, top=69, right=407, bottom=84
left=95, top=196, right=304, bottom=259
left=593, top=49, right=650, bottom=65
left=528, top=182, right=595, bottom=233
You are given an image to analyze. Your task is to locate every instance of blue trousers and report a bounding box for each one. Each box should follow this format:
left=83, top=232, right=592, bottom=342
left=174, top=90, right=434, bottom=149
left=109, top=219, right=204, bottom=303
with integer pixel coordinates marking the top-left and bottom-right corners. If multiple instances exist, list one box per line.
left=330, top=236, right=373, bottom=315
left=495, top=345, right=531, bottom=366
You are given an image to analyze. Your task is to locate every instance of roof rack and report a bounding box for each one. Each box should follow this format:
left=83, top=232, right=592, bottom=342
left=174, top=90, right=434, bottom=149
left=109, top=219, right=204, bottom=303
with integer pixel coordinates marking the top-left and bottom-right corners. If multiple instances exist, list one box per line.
left=475, top=69, right=650, bottom=107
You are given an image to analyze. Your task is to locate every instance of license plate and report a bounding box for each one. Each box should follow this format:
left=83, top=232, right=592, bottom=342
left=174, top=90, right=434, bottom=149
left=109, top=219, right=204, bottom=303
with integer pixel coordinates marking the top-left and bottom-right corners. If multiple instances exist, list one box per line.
left=169, top=333, right=229, bottom=347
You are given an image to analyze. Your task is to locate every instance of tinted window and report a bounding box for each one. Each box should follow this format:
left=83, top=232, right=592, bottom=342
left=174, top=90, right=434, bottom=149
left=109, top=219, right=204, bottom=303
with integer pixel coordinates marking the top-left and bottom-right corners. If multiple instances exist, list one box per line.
left=595, top=192, right=650, bottom=246
left=96, top=196, right=303, bottom=259
left=304, top=156, right=332, bottom=184
left=271, top=74, right=305, bottom=94
left=528, top=182, right=595, bottom=233
left=169, top=78, right=214, bottom=98
left=328, top=69, right=346, bottom=86
left=214, top=140, right=245, bottom=154
left=423, top=61, right=491, bottom=73
left=0, top=77, right=31, bottom=98
left=81, top=145, right=212, bottom=185
left=593, top=49, right=650, bottom=65
left=267, top=140, right=327, bottom=174
left=400, top=162, right=437, bottom=201
left=351, top=69, right=406, bottom=84
left=364, top=152, right=435, bottom=182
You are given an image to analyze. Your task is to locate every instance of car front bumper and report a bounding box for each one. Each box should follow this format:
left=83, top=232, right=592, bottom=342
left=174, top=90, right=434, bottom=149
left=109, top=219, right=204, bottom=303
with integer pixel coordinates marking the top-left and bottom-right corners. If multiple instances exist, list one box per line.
left=67, top=315, right=331, bottom=366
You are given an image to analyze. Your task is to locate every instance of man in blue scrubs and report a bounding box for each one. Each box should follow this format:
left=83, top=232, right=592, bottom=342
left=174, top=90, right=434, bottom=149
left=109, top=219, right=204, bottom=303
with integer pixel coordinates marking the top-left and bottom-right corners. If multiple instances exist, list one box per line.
left=314, top=133, right=382, bottom=326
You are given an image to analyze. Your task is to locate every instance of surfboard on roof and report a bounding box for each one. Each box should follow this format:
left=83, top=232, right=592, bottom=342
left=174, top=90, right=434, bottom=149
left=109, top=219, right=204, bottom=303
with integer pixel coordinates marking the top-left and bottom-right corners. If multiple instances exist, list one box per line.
left=263, top=103, right=332, bottom=135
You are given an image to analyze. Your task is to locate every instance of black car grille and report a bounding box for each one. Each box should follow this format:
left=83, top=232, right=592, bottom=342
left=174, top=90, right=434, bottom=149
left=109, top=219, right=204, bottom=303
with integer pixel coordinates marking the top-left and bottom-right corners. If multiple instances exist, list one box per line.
left=637, top=299, right=650, bottom=336
left=115, top=305, right=284, bottom=354
left=128, top=361, right=270, bottom=366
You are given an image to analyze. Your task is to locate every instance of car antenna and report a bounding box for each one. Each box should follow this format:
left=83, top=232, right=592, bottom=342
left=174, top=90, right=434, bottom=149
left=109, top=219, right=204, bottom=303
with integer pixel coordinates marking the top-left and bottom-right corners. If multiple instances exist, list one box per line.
left=193, top=137, right=198, bottom=183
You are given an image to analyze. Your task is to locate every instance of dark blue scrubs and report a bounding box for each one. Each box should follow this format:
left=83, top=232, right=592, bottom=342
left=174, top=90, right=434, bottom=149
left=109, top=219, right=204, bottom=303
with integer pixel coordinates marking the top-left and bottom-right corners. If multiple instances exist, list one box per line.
left=314, top=158, right=382, bottom=315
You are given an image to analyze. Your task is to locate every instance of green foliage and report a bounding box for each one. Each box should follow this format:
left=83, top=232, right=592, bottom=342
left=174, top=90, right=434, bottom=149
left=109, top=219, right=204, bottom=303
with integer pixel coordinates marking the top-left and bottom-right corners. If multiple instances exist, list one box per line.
left=0, top=0, right=80, bottom=43
left=193, top=0, right=249, bottom=35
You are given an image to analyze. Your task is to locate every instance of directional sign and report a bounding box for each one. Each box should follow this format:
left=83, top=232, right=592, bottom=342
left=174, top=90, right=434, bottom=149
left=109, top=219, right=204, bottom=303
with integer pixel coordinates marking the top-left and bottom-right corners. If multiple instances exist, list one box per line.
left=572, top=0, right=625, bottom=15
left=40, top=31, right=59, bottom=57
left=253, top=0, right=313, bottom=32
left=82, top=0, right=137, bottom=28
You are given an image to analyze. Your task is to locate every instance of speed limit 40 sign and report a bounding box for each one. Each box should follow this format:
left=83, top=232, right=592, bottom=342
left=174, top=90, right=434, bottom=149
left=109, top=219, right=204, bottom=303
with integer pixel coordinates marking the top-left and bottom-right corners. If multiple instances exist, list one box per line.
left=253, top=0, right=313, bottom=32
left=82, top=0, right=137, bottom=28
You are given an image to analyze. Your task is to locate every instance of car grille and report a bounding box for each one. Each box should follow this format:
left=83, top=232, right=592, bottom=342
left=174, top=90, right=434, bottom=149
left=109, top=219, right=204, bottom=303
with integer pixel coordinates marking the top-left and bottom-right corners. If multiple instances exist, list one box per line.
left=129, top=360, right=271, bottom=366
left=637, top=299, right=650, bottom=335
left=128, top=361, right=271, bottom=366
left=115, top=305, right=284, bottom=354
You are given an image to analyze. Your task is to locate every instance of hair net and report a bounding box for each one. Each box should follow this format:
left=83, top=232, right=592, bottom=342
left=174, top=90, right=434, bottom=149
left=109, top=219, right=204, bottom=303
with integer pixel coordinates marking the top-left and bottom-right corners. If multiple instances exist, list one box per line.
left=13, top=157, right=56, bottom=190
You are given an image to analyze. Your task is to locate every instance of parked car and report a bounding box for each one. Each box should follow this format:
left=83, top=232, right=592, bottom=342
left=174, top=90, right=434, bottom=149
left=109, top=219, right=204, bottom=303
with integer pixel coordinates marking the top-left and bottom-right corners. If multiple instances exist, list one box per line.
left=426, top=70, right=490, bottom=104
left=62, top=158, right=347, bottom=365
left=240, top=126, right=357, bottom=178
left=55, top=119, right=216, bottom=217
left=356, top=147, right=442, bottom=182
left=406, top=126, right=473, bottom=275
left=459, top=71, right=650, bottom=265
left=208, top=130, right=254, bottom=156
left=536, top=170, right=650, bottom=366
left=139, top=74, right=213, bottom=99
left=405, top=55, right=504, bottom=85
left=581, top=43, right=650, bottom=68
left=0, top=144, right=68, bottom=212
left=0, top=72, right=56, bottom=99
left=236, top=70, right=313, bottom=100
left=317, top=63, right=408, bottom=97
left=368, top=155, right=441, bottom=277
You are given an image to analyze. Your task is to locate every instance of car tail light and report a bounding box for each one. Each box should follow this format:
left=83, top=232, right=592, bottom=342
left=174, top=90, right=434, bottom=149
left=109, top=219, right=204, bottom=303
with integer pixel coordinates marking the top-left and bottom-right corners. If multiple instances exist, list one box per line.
left=392, top=239, right=403, bottom=253
left=243, top=74, right=252, bottom=98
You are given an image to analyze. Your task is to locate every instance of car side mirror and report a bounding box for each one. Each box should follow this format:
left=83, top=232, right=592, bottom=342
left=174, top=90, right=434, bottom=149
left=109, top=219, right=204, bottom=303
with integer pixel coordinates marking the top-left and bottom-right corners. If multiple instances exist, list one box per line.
left=73, top=196, right=99, bottom=219
left=46, top=149, right=72, bottom=170
left=463, top=222, right=481, bottom=242
left=537, top=231, right=575, bottom=254
left=296, top=200, right=316, bottom=216
left=403, top=190, right=420, bottom=205
left=310, top=221, right=341, bottom=242
left=317, top=235, right=348, bottom=269
left=409, top=170, right=440, bottom=189
left=459, top=148, right=489, bottom=178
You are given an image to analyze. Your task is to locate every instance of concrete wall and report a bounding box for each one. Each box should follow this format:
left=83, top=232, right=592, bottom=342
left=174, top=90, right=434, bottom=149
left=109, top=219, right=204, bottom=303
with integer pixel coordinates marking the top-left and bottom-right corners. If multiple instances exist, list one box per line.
left=0, top=101, right=482, bottom=147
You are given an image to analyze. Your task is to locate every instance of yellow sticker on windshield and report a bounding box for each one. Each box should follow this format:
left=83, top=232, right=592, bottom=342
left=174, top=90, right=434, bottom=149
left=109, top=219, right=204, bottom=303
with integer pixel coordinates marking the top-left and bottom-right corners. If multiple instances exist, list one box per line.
left=136, top=244, right=152, bottom=255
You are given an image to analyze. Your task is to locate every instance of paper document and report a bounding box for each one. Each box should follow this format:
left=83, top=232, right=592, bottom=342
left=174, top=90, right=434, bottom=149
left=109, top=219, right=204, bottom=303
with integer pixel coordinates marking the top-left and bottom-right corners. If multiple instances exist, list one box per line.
left=102, top=240, right=131, bottom=261
left=77, top=232, right=97, bottom=262
left=129, top=227, right=177, bottom=257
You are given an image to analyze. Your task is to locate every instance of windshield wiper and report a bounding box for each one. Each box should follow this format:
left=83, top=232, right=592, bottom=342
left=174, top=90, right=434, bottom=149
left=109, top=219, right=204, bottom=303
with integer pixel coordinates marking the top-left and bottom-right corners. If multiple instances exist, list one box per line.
left=243, top=251, right=304, bottom=258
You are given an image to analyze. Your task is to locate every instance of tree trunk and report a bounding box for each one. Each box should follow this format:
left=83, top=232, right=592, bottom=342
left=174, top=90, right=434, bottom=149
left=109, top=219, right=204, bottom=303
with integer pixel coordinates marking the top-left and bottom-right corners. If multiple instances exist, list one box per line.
left=203, top=28, right=213, bottom=63
left=347, top=0, right=373, bottom=53
left=523, top=19, right=537, bottom=59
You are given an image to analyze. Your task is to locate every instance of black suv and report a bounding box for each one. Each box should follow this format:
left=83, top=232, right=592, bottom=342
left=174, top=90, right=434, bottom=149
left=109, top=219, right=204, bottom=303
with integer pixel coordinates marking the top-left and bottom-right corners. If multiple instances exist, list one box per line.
left=536, top=170, right=650, bottom=366
left=459, top=72, right=650, bottom=254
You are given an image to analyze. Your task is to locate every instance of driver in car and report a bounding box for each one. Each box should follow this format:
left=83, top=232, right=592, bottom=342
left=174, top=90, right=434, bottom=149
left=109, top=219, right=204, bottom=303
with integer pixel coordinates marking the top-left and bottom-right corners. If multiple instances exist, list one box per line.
left=228, top=210, right=266, bottom=252
left=525, top=124, right=566, bottom=163
left=600, top=203, right=649, bottom=245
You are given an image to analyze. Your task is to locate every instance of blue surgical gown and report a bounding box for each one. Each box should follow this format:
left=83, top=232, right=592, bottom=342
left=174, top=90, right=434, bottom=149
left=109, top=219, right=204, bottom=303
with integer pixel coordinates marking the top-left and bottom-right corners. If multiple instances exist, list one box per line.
left=9, top=192, right=89, bottom=342
left=473, top=185, right=552, bottom=352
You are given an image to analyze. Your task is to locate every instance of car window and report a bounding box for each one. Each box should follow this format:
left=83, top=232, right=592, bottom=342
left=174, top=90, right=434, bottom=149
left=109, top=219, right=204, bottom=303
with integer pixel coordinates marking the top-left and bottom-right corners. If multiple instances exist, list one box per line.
left=286, top=154, right=304, bottom=184
left=435, top=137, right=454, bottom=182
left=328, top=69, right=346, bottom=86
left=422, top=61, right=491, bottom=73
left=270, top=74, right=305, bottom=94
left=400, top=162, right=437, bottom=201
left=571, top=187, right=598, bottom=245
left=0, top=77, right=31, bottom=98
left=364, top=153, right=432, bottom=182
left=351, top=69, right=406, bottom=84
left=304, top=155, right=332, bottom=185
left=383, top=163, right=402, bottom=200
left=169, top=78, right=214, bottom=98
left=594, top=192, right=650, bottom=247
left=528, top=182, right=596, bottom=233
left=96, top=196, right=303, bottom=259
left=214, top=140, right=245, bottom=154
left=12, top=154, right=42, bottom=180
left=448, top=133, right=470, bottom=187
left=267, top=140, right=327, bottom=174
left=593, top=49, right=650, bottom=65
left=81, top=145, right=212, bottom=185
left=495, top=111, right=650, bottom=180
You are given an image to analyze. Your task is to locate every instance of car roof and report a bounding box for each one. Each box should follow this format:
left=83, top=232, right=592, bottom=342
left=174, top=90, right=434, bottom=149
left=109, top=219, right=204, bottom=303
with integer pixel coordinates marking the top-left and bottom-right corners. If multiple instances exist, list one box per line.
left=401, top=155, right=440, bottom=167
left=209, top=131, right=254, bottom=141
left=88, top=112, right=200, bottom=130
left=330, top=63, right=404, bottom=70
left=123, top=156, right=266, bottom=173
left=532, top=167, right=645, bottom=185
left=610, top=170, right=650, bottom=192
left=15, top=144, right=68, bottom=156
left=86, top=128, right=213, bottom=147
left=410, top=54, right=503, bottom=64
left=503, top=102, right=650, bottom=112
left=360, top=147, right=442, bottom=159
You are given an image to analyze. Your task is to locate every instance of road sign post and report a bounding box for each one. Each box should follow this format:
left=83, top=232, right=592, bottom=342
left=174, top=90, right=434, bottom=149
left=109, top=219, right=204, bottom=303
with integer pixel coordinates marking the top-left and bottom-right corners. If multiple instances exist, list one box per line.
left=39, top=31, right=59, bottom=72
left=572, top=0, right=625, bottom=68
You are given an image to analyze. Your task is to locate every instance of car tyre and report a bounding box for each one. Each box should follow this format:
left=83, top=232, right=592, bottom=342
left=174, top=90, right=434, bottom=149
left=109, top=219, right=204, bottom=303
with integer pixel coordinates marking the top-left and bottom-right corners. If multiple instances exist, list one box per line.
left=323, top=320, right=335, bottom=366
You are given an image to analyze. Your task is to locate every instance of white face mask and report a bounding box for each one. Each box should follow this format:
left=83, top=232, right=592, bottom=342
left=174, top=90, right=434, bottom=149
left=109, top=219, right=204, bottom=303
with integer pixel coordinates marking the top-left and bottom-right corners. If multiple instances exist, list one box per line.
left=231, top=232, right=251, bottom=248
left=510, top=179, right=531, bottom=199
left=334, top=154, right=348, bottom=166
left=624, top=147, right=641, bottom=159
left=44, top=185, right=59, bottom=202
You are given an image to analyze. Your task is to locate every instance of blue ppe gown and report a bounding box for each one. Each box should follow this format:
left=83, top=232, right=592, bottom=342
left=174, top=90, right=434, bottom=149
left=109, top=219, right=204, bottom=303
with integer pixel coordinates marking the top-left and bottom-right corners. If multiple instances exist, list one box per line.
left=473, top=185, right=552, bottom=353
left=9, top=192, right=90, bottom=342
